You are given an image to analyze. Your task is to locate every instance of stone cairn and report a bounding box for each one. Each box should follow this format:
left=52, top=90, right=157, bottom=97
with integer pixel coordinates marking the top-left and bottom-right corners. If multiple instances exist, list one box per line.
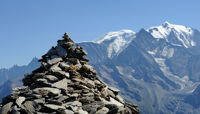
left=0, top=33, right=139, bottom=114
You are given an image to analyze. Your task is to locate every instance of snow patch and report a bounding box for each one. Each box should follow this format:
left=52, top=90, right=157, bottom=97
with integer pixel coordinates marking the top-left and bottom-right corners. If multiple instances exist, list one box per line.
left=180, top=76, right=189, bottom=83
left=161, top=46, right=174, bottom=58
left=148, top=48, right=158, bottom=56
left=148, top=51, right=155, bottom=56
left=191, top=40, right=196, bottom=46
left=116, top=66, right=135, bottom=79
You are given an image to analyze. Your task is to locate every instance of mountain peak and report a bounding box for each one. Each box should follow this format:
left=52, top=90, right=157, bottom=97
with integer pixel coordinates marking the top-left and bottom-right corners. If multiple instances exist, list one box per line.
left=94, top=30, right=136, bottom=58
left=138, top=28, right=147, bottom=33
left=160, top=22, right=193, bottom=34
left=94, top=29, right=135, bottom=44
left=164, top=21, right=170, bottom=24
left=27, top=57, right=40, bottom=67
left=162, top=21, right=171, bottom=28
left=147, top=22, right=195, bottom=48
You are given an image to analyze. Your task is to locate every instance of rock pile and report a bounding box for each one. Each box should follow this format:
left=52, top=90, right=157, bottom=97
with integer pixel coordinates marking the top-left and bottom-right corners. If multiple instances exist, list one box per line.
left=0, top=33, right=139, bottom=114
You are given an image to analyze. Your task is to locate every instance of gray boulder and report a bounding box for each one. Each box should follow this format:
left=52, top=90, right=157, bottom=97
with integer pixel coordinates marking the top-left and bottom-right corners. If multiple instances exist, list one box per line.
left=0, top=102, right=13, bottom=114
left=56, top=45, right=68, bottom=58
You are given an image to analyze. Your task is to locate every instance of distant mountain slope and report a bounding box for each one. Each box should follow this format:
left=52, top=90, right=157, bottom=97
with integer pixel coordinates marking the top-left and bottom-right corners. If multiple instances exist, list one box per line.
left=0, top=77, right=23, bottom=102
left=0, top=57, right=40, bottom=86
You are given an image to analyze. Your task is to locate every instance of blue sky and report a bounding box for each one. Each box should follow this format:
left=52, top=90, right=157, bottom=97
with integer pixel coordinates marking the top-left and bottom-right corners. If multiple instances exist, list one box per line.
left=0, top=0, right=200, bottom=68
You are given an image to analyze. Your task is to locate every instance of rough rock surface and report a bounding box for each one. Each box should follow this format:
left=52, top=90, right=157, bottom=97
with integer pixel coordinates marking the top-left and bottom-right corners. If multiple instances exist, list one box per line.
left=0, top=32, right=139, bottom=114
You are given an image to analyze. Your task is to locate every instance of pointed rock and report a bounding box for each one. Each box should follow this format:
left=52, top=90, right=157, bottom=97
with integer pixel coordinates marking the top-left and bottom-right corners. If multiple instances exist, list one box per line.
left=16, top=97, right=25, bottom=107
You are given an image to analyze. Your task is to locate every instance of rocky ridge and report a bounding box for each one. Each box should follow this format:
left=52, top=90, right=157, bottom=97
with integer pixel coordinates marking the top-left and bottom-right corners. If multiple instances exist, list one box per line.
left=0, top=33, right=139, bottom=114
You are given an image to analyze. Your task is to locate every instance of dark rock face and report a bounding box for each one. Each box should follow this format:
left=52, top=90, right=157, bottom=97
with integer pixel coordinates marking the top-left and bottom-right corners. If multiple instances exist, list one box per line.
left=0, top=33, right=139, bottom=114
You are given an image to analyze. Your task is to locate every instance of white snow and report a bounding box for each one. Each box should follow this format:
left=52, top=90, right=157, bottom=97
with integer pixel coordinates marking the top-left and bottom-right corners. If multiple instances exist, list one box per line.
left=191, top=40, right=196, bottom=46
left=94, top=30, right=135, bottom=44
left=116, top=66, right=139, bottom=81
left=148, top=46, right=174, bottom=58
left=161, top=46, right=174, bottom=58
left=116, top=66, right=135, bottom=79
left=148, top=51, right=156, bottom=56
left=147, top=22, right=195, bottom=48
left=148, top=47, right=158, bottom=56
left=94, top=30, right=136, bottom=58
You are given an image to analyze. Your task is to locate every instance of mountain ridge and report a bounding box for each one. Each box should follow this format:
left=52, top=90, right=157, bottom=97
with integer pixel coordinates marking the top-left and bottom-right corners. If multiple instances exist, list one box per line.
left=90, top=22, right=199, bottom=59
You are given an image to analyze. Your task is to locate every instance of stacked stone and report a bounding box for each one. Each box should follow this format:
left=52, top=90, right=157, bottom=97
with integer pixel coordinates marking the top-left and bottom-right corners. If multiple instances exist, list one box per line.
left=0, top=33, right=139, bottom=114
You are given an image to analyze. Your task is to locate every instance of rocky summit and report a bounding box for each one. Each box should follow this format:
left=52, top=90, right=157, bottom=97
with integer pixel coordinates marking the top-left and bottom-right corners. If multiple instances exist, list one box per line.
left=0, top=33, right=139, bottom=114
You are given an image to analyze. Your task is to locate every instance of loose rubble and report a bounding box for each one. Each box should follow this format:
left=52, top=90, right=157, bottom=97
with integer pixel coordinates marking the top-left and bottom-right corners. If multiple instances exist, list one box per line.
left=0, top=32, right=139, bottom=114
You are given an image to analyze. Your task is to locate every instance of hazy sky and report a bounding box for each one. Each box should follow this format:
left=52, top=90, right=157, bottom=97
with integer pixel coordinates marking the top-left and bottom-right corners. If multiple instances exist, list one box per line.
left=0, top=0, right=200, bottom=68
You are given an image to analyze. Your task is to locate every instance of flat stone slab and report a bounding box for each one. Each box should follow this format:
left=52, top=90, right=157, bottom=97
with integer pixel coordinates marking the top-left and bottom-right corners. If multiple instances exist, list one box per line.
left=83, top=65, right=93, bottom=71
left=59, top=62, right=70, bottom=69
left=23, top=101, right=40, bottom=113
left=57, top=96, right=69, bottom=102
left=96, top=107, right=109, bottom=114
left=64, top=109, right=74, bottom=114
left=103, top=97, right=123, bottom=107
left=44, top=104, right=65, bottom=110
left=78, top=109, right=88, bottom=114
left=108, top=87, right=120, bottom=93
left=50, top=66, right=62, bottom=72
left=45, top=75, right=58, bottom=82
left=52, top=78, right=68, bottom=89
left=53, top=70, right=70, bottom=78
left=34, top=98, right=45, bottom=104
left=33, top=87, right=61, bottom=96
left=12, top=86, right=29, bottom=92
left=35, top=78, right=52, bottom=86
left=65, top=101, right=82, bottom=107
left=48, top=55, right=62, bottom=65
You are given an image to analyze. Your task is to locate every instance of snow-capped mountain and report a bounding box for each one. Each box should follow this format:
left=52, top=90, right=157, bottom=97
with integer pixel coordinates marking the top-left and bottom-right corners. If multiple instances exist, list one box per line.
left=94, top=30, right=135, bottom=44
left=86, top=23, right=200, bottom=113
left=94, top=30, right=136, bottom=58
left=147, top=22, right=195, bottom=48
left=2, top=22, right=200, bottom=113
left=90, top=22, right=198, bottom=60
